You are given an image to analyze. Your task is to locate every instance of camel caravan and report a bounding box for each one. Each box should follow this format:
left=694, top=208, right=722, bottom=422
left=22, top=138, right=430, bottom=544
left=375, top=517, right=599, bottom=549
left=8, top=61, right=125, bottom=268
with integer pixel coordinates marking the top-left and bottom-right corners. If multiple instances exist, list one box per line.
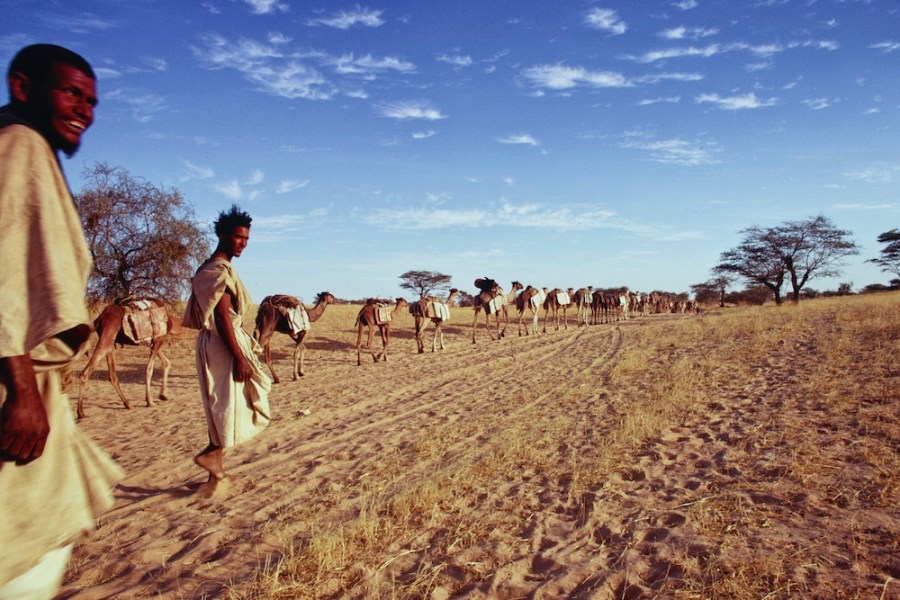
left=75, top=280, right=694, bottom=415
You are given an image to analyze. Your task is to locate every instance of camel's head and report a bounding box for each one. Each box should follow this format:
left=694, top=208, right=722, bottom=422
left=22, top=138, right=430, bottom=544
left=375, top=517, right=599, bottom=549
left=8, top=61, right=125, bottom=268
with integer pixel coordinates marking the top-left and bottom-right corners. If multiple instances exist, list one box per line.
left=511, top=280, right=523, bottom=291
left=396, top=297, right=408, bottom=308
left=317, top=291, right=336, bottom=305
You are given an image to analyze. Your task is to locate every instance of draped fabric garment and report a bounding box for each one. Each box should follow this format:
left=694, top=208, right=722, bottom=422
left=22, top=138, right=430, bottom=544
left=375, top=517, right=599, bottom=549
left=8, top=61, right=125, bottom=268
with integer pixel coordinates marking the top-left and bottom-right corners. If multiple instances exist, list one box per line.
left=183, top=258, right=271, bottom=448
left=0, top=122, right=124, bottom=587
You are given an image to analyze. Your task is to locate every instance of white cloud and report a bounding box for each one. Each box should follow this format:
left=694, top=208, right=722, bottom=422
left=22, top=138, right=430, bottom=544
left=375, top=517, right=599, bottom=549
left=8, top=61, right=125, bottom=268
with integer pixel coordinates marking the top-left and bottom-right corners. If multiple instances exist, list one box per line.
left=377, top=100, right=446, bottom=120
left=523, top=64, right=630, bottom=89
left=695, top=92, right=777, bottom=110
left=275, top=179, right=310, bottom=194
left=621, top=137, right=721, bottom=166
left=309, top=6, right=384, bottom=29
left=496, top=134, right=539, bottom=146
left=844, top=163, right=900, bottom=184
left=638, top=96, right=681, bottom=106
left=659, top=26, right=718, bottom=40
left=412, top=130, right=436, bottom=139
left=246, top=169, right=265, bottom=185
left=628, top=44, right=721, bottom=63
left=182, top=161, right=214, bottom=180
left=243, top=0, right=288, bottom=15
left=437, top=54, right=473, bottom=67
left=216, top=180, right=243, bottom=200
left=104, top=88, right=166, bottom=123
left=585, top=8, right=627, bottom=35
left=331, top=53, right=416, bottom=74
left=871, top=41, right=900, bottom=53
left=673, top=0, right=698, bottom=9
left=803, top=98, right=830, bottom=110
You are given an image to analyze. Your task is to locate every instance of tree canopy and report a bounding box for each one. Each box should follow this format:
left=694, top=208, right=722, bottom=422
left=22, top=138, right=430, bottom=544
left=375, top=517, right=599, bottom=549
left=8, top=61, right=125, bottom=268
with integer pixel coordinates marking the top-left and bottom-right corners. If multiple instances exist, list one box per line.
left=399, top=270, right=453, bottom=299
left=75, top=162, right=210, bottom=305
left=868, top=229, right=900, bottom=284
left=714, top=215, right=858, bottom=304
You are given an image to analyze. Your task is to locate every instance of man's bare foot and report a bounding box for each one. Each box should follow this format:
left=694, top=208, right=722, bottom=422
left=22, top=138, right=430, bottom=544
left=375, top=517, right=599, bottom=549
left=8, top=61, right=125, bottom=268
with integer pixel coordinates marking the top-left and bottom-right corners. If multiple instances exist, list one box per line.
left=194, top=445, right=225, bottom=479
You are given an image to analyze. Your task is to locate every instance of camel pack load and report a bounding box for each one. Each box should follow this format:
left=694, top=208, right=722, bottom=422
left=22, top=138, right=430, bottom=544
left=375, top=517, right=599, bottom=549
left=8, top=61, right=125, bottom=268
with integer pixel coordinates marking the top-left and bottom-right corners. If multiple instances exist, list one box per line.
left=265, top=294, right=311, bottom=335
left=531, top=288, right=547, bottom=309
left=121, top=299, right=169, bottom=344
left=556, top=291, right=571, bottom=306
left=374, top=303, right=393, bottom=325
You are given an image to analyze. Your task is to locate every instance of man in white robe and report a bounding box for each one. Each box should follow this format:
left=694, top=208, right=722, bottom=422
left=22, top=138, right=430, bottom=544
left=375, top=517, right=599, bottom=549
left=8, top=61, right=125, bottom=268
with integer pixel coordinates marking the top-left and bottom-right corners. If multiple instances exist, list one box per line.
left=0, top=44, right=123, bottom=599
left=183, top=205, right=271, bottom=498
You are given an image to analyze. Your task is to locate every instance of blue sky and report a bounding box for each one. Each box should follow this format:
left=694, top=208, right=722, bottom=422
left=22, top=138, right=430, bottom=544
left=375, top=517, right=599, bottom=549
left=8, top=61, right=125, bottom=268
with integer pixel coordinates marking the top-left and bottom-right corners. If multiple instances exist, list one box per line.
left=4, top=0, right=898, bottom=301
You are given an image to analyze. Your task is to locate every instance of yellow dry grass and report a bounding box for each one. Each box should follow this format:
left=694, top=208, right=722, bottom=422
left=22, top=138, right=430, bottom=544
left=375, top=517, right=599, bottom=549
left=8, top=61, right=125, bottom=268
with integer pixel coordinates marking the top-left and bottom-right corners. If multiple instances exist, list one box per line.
left=62, top=292, right=899, bottom=599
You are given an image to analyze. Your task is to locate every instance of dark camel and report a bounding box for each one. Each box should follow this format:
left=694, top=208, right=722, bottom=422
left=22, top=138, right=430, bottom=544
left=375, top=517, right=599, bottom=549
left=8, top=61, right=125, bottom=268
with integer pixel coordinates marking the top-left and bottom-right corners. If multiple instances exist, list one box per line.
left=77, top=298, right=181, bottom=419
left=514, top=284, right=544, bottom=336
left=471, top=278, right=521, bottom=343
left=542, top=288, right=571, bottom=332
left=411, top=288, right=459, bottom=353
left=572, top=286, right=593, bottom=327
left=356, top=297, right=408, bottom=365
left=253, top=291, right=336, bottom=384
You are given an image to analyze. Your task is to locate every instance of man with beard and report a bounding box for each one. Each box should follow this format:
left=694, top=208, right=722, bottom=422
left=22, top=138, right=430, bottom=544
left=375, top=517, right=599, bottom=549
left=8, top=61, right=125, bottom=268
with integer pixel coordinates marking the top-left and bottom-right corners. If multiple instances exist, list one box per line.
left=0, top=44, right=123, bottom=599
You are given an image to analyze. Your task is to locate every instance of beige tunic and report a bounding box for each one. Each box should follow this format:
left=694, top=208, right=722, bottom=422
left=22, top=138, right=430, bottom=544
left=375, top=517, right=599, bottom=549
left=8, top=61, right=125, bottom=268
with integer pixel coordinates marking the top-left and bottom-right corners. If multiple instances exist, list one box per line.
left=183, top=258, right=271, bottom=448
left=0, top=123, right=124, bottom=587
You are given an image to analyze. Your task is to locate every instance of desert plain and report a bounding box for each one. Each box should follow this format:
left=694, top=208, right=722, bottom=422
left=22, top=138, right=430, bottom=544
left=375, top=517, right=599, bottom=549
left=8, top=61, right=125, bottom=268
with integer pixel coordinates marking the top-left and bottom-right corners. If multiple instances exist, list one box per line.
left=57, top=292, right=898, bottom=599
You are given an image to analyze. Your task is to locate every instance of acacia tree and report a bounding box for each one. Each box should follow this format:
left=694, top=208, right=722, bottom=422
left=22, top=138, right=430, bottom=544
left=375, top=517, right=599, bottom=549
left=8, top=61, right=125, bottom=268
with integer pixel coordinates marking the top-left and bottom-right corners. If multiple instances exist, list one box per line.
left=75, top=162, right=210, bottom=305
left=714, top=215, right=858, bottom=304
left=691, top=274, right=733, bottom=307
left=868, top=229, right=900, bottom=285
left=399, top=270, right=452, bottom=299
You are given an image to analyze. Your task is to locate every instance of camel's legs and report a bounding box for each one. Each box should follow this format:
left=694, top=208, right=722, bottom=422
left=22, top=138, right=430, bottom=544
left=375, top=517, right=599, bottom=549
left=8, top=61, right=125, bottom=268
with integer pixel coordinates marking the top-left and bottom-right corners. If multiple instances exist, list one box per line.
left=356, top=326, right=364, bottom=366
left=415, top=316, right=426, bottom=354
left=292, top=331, right=307, bottom=380
left=378, top=325, right=390, bottom=361
left=260, top=331, right=280, bottom=384
left=105, top=351, right=131, bottom=410
left=145, top=337, right=170, bottom=406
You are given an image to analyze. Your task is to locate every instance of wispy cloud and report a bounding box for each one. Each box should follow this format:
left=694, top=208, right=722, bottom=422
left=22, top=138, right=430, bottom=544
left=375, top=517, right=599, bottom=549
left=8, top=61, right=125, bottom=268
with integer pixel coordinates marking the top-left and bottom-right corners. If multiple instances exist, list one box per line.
left=243, top=0, right=288, bottom=15
left=309, top=5, right=384, bottom=29
left=673, top=0, right=698, bottom=10
left=803, top=98, right=831, bottom=110
left=104, top=88, right=166, bottom=122
left=621, top=137, right=721, bottom=166
left=638, top=96, right=681, bottom=106
left=585, top=8, right=627, bottom=35
left=496, top=133, right=539, bottom=146
left=275, top=179, right=310, bottom=194
left=182, top=161, right=214, bottom=180
left=871, top=41, right=900, bottom=53
left=377, top=100, right=446, bottom=120
left=246, top=169, right=265, bottom=185
left=436, top=54, right=473, bottom=67
left=412, top=130, right=436, bottom=139
left=659, top=26, right=718, bottom=40
left=36, top=12, right=117, bottom=33
left=695, top=92, right=777, bottom=110
left=523, top=64, right=630, bottom=89
left=330, top=53, right=416, bottom=74
left=844, top=162, right=900, bottom=184
left=215, top=180, right=243, bottom=200
left=627, top=44, right=722, bottom=63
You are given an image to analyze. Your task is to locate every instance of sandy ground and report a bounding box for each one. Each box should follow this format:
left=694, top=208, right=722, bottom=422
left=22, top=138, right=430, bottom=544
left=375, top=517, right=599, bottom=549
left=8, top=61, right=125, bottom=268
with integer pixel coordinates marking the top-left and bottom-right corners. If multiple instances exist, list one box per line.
left=55, top=302, right=898, bottom=599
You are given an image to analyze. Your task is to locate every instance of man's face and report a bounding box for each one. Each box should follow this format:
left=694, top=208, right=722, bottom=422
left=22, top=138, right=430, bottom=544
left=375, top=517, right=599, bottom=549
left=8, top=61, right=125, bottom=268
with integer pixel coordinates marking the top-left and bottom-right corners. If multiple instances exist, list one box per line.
left=31, top=62, right=97, bottom=156
left=220, top=226, right=250, bottom=259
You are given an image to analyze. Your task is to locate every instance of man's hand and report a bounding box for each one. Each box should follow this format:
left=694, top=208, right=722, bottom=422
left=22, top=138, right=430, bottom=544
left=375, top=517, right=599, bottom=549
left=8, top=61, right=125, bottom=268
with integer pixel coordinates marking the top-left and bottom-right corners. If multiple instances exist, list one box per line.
left=233, top=355, right=252, bottom=383
left=0, top=355, right=49, bottom=465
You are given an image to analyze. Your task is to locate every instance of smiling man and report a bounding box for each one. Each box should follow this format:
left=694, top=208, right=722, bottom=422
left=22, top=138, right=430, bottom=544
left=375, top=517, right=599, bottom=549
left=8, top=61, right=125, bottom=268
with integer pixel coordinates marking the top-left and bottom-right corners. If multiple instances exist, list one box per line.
left=0, top=44, right=123, bottom=600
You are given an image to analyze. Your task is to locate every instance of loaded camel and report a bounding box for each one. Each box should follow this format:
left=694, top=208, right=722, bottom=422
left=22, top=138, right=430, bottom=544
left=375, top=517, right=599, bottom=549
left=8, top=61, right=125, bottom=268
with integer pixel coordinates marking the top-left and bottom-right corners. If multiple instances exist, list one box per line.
left=411, top=288, right=459, bottom=353
left=356, top=297, right=408, bottom=365
left=542, top=288, right=572, bottom=332
left=471, top=278, right=521, bottom=343
left=77, top=297, right=181, bottom=419
left=572, top=287, right=593, bottom=327
left=514, top=284, right=544, bottom=336
left=253, top=291, right=336, bottom=384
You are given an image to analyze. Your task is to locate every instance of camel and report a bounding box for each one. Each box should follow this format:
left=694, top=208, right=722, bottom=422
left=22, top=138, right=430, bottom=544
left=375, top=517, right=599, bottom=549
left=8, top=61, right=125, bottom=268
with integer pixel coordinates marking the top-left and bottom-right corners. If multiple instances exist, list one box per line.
left=572, top=287, right=593, bottom=327
left=514, top=284, right=544, bottom=336
left=77, top=298, right=181, bottom=419
left=356, top=297, right=408, bottom=365
left=253, top=291, right=336, bottom=384
left=542, top=288, right=572, bottom=332
left=471, top=278, right=521, bottom=343
left=411, top=288, right=459, bottom=353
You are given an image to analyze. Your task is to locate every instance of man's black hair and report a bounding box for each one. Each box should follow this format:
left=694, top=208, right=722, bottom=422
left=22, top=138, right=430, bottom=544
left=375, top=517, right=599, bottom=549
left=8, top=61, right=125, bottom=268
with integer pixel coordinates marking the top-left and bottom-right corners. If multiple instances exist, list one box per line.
left=7, top=44, right=95, bottom=101
left=214, top=204, right=252, bottom=237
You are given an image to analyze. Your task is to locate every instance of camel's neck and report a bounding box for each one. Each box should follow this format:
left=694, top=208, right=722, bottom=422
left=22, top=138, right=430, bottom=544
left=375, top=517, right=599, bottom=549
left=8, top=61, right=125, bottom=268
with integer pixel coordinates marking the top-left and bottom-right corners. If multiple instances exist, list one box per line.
left=446, top=291, right=458, bottom=305
left=307, top=298, right=330, bottom=322
left=391, top=302, right=404, bottom=317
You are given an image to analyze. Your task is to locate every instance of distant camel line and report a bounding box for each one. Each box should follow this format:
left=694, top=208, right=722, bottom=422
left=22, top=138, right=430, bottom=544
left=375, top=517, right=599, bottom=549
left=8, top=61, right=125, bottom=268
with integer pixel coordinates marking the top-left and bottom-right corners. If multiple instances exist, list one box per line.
left=75, top=284, right=695, bottom=415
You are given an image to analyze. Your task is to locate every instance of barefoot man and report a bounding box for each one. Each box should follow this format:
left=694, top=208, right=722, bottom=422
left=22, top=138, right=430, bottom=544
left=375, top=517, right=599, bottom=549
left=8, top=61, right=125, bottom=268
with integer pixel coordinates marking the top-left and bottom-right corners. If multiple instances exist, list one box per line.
left=183, top=204, right=271, bottom=497
left=0, top=44, right=123, bottom=599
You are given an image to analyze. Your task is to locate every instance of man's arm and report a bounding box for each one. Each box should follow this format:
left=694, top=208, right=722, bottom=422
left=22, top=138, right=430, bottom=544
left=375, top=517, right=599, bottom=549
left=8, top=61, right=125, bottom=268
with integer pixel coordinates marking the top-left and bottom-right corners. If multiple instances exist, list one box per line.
left=0, top=354, right=49, bottom=464
left=213, top=293, right=252, bottom=383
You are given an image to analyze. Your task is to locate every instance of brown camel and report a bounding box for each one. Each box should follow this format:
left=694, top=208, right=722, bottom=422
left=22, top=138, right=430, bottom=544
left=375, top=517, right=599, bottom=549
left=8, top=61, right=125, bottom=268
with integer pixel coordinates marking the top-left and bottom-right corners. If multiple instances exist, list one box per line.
left=253, top=291, right=336, bottom=384
left=471, top=278, right=521, bottom=343
left=356, top=297, right=408, bottom=365
left=572, top=286, right=593, bottom=327
left=411, top=288, right=459, bottom=353
left=542, top=288, right=572, bottom=332
left=77, top=298, right=181, bottom=419
left=514, top=284, right=544, bottom=336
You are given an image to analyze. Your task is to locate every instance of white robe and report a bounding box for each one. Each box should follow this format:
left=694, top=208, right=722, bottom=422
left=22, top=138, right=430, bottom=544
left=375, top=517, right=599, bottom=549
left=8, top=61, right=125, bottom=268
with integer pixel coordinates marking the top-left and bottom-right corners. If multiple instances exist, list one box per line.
left=183, top=258, right=271, bottom=448
left=0, top=122, right=124, bottom=587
